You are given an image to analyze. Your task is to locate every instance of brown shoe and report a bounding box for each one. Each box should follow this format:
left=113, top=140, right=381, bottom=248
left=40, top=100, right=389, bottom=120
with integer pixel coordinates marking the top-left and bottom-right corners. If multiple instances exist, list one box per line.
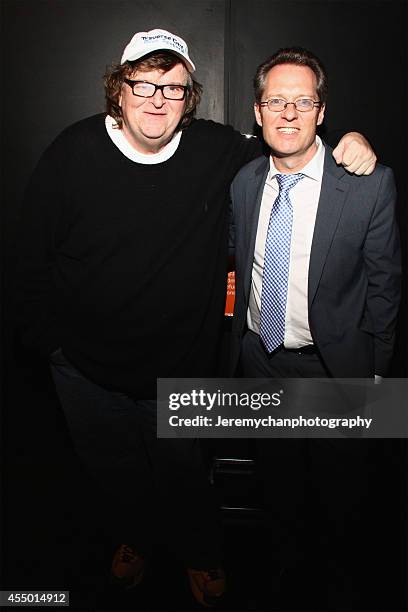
left=187, top=567, right=226, bottom=607
left=110, top=544, right=145, bottom=589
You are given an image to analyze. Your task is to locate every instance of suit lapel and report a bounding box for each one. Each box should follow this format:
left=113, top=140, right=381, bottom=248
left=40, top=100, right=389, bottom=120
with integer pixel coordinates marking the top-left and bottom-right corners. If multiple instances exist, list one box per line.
left=243, top=158, right=269, bottom=301
left=308, top=149, right=350, bottom=306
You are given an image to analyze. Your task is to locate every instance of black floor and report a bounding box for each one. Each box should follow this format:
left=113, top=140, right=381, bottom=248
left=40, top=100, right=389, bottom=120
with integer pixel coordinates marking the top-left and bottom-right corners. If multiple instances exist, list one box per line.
left=2, top=360, right=407, bottom=611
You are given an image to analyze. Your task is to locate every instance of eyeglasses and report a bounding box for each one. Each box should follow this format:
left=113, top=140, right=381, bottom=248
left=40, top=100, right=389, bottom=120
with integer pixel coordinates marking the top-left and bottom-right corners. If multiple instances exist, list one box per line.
left=259, top=98, right=321, bottom=112
left=124, top=79, right=188, bottom=100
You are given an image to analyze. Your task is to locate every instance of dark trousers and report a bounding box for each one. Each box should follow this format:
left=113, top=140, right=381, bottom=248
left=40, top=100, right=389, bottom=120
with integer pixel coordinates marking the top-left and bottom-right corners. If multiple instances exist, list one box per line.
left=50, top=349, right=222, bottom=568
left=241, top=331, right=371, bottom=581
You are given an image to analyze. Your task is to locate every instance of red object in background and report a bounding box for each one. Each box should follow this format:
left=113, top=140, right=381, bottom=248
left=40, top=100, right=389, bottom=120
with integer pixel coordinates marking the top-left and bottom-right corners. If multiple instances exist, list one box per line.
left=225, top=271, right=235, bottom=317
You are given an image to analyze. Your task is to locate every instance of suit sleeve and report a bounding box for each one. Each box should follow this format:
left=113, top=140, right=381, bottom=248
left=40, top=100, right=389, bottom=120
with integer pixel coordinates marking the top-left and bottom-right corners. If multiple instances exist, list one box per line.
left=363, top=167, right=401, bottom=375
left=229, top=181, right=236, bottom=261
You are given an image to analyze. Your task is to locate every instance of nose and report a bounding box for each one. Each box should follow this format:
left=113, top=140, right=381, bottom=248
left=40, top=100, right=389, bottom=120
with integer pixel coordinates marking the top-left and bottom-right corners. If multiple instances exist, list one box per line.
left=150, top=88, right=166, bottom=107
left=281, top=102, right=298, bottom=121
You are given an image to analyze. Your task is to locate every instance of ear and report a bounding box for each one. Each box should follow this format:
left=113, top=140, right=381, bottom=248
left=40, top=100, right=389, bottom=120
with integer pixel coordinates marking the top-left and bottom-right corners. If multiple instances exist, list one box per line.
left=254, top=102, right=263, bottom=127
left=317, top=103, right=325, bottom=126
left=118, top=81, right=126, bottom=107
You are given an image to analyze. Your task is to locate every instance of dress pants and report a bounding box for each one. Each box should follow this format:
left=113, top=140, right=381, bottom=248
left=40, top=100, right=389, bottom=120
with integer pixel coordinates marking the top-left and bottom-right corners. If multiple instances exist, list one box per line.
left=240, top=330, right=371, bottom=585
left=50, top=348, right=222, bottom=568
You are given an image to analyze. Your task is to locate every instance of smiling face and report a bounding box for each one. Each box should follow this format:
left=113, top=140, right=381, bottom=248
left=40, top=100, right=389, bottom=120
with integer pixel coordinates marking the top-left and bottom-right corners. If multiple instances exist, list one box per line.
left=254, top=63, right=325, bottom=172
left=119, top=62, right=188, bottom=154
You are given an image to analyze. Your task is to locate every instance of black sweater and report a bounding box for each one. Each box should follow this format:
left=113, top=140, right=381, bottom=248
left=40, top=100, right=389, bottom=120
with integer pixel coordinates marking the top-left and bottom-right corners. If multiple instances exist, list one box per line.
left=15, top=114, right=261, bottom=397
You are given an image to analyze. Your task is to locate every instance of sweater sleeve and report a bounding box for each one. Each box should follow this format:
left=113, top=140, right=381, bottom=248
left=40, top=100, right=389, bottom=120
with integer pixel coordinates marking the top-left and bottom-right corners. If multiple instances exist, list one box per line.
left=229, top=128, right=263, bottom=176
left=13, top=141, right=66, bottom=356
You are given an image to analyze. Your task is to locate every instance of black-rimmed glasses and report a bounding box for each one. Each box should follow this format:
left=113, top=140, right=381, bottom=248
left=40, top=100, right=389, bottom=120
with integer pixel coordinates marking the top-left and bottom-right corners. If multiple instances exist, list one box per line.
left=259, top=98, right=321, bottom=112
left=124, top=79, right=188, bottom=100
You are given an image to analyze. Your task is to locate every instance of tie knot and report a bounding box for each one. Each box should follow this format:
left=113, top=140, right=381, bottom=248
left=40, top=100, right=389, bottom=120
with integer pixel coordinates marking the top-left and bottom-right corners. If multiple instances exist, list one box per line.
left=276, top=173, right=304, bottom=194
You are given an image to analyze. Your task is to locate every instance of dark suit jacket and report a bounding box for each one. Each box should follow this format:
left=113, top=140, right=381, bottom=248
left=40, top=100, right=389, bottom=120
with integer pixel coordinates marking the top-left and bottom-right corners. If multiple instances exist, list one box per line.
left=229, top=145, right=401, bottom=377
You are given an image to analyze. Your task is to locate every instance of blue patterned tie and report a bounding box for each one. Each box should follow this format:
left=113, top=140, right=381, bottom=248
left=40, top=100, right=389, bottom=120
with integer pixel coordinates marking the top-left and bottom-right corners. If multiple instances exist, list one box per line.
left=259, top=173, right=304, bottom=353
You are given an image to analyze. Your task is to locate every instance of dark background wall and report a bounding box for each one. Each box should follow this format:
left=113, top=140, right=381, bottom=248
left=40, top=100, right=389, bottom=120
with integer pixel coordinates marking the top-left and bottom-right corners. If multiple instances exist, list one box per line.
left=224, top=0, right=407, bottom=374
left=2, top=0, right=226, bottom=248
left=3, top=0, right=406, bottom=372
left=1, top=0, right=407, bottom=607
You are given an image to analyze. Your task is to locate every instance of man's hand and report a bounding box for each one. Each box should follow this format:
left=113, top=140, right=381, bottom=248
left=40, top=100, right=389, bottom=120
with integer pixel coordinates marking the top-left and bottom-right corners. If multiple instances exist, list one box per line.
left=332, top=132, right=377, bottom=175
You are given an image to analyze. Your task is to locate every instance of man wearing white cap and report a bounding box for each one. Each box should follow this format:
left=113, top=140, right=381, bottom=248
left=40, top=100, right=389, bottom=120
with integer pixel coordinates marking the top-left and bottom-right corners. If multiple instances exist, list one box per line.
left=14, top=28, right=376, bottom=606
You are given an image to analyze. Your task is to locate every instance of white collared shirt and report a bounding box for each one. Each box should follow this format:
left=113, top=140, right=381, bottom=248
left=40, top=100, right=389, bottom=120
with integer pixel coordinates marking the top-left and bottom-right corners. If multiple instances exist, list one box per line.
left=247, top=136, right=325, bottom=348
left=105, top=114, right=182, bottom=164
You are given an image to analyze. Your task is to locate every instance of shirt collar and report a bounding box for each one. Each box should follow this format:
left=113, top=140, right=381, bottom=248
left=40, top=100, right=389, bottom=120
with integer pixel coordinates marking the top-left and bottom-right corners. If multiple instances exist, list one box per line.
left=267, top=135, right=325, bottom=184
left=105, top=114, right=182, bottom=164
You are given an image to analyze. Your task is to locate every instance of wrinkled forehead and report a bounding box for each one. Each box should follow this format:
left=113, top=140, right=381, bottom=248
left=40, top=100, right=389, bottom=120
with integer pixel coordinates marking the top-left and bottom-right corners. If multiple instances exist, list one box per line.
left=263, top=63, right=318, bottom=94
left=129, top=56, right=190, bottom=79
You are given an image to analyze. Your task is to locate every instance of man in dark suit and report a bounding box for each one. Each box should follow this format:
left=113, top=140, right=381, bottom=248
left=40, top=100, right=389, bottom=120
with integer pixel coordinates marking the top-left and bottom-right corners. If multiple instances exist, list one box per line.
left=229, top=47, right=401, bottom=605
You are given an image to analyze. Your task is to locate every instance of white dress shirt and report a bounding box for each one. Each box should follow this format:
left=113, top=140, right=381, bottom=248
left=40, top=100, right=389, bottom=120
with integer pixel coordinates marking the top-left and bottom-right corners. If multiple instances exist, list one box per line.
left=247, top=136, right=325, bottom=348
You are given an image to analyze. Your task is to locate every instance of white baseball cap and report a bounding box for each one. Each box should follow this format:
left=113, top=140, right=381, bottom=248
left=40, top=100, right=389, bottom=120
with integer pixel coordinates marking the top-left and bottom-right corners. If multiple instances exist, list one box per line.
left=121, top=28, right=195, bottom=72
